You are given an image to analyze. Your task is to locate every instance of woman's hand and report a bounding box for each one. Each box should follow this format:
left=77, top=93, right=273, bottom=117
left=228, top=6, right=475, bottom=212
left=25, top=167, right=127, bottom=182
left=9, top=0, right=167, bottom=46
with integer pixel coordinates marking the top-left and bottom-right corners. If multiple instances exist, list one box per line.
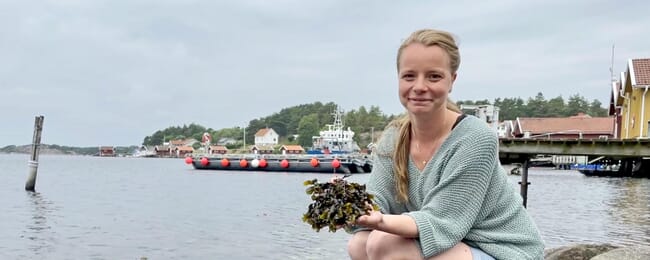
left=356, top=210, right=384, bottom=230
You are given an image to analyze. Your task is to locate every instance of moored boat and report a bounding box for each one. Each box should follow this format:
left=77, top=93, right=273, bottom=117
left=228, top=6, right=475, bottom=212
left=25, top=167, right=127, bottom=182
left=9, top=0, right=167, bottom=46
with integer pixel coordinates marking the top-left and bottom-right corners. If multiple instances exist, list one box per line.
left=575, top=163, right=624, bottom=177
left=307, top=106, right=360, bottom=154
left=574, top=158, right=650, bottom=178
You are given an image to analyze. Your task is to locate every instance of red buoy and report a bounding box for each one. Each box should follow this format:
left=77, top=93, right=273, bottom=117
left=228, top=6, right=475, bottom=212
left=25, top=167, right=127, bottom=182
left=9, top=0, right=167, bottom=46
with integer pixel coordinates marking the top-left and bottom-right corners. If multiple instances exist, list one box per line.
left=240, top=159, right=248, bottom=168
left=331, top=158, right=341, bottom=169
left=200, top=157, right=209, bottom=166
left=280, top=159, right=289, bottom=168
left=220, top=158, right=230, bottom=167
left=184, top=157, right=193, bottom=164
left=259, top=158, right=268, bottom=168
left=310, top=158, right=319, bottom=167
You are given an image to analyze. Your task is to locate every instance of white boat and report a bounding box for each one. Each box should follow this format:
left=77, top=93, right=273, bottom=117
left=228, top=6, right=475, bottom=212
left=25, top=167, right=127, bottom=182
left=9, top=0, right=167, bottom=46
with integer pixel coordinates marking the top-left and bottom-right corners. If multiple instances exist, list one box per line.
left=132, top=146, right=157, bottom=158
left=308, top=106, right=360, bottom=154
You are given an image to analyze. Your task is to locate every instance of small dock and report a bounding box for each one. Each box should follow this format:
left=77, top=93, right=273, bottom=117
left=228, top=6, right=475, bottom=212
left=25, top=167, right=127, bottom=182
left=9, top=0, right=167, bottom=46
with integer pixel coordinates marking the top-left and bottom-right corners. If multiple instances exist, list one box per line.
left=499, top=137, right=650, bottom=177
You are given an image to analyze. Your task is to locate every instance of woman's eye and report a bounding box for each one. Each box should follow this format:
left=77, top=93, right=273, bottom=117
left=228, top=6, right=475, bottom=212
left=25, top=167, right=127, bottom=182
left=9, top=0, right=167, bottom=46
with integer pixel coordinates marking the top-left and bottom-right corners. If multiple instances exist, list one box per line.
left=402, top=74, right=415, bottom=80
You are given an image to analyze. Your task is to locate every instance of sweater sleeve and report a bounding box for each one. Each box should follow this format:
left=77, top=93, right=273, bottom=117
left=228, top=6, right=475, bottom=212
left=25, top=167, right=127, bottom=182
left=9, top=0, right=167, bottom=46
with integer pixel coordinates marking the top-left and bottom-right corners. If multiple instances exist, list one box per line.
left=346, top=127, right=399, bottom=234
left=365, top=126, right=404, bottom=215
left=366, top=149, right=396, bottom=214
left=404, top=129, right=497, bottom=258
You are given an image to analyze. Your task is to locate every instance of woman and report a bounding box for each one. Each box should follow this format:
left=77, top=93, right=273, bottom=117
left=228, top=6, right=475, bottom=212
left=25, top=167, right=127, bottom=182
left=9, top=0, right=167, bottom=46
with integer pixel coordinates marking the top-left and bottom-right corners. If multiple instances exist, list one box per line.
left=346, top=29, right=544, bottom=260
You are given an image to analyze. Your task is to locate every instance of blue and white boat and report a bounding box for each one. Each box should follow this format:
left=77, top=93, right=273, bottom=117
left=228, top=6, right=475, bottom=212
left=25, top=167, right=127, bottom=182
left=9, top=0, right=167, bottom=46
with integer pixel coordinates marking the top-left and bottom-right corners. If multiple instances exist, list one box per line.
left=307, top=106, right=360, bottom=154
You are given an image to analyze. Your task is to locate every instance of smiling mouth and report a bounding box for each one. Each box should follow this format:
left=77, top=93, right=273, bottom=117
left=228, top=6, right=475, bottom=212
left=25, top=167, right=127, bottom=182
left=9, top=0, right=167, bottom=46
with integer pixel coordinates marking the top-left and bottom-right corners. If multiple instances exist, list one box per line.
left=408, top=98, right=432, bottom=102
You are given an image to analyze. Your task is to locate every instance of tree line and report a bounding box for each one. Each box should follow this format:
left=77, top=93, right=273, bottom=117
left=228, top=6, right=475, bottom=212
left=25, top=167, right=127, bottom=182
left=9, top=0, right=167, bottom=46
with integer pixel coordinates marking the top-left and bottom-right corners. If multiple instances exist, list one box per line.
left=142, top=102, right=395, bottom=149
left=0, top=144, right=138, bottom=156
left=458, top=92, right=608, bottom=119
left=141, top=93, right=608, bottom=149
left=0, top=93, right=612, bottom=155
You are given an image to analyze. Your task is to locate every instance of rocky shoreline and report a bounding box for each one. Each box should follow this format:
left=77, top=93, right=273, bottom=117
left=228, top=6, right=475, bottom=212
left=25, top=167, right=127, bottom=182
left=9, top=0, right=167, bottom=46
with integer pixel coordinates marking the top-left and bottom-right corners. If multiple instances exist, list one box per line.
left=1, top=144, right=138, bottom=156
left=545, top=244, right=650, bottom=260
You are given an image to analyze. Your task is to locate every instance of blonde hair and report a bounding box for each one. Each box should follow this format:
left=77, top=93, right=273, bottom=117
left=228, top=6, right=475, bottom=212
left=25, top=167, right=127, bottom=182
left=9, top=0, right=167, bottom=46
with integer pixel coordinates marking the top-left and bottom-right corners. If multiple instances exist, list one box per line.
left=392, top=29, right=461, bottom=203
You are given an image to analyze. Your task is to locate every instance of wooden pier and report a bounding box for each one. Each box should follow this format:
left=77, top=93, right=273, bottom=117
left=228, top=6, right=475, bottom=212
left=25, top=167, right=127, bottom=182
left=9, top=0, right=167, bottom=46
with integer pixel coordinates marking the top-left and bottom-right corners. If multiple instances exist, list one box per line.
left=498, top=137, right=650, bottom=207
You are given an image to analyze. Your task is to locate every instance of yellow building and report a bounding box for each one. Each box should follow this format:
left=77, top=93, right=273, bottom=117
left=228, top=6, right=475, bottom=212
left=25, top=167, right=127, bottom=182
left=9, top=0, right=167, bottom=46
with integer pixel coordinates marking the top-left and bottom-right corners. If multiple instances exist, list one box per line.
left=613, top=58, right=650, bottom=139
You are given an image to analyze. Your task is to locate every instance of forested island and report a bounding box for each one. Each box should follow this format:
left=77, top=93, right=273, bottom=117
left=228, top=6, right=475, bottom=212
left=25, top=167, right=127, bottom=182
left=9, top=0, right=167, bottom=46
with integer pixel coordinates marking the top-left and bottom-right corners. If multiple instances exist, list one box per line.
left=0, top=92, right=607, bottom=156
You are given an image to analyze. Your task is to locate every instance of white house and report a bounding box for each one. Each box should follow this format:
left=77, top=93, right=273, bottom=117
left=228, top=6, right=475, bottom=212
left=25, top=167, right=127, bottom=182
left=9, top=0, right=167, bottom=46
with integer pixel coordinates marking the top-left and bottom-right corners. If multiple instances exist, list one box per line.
left=254, top=128, right=279, bottom=146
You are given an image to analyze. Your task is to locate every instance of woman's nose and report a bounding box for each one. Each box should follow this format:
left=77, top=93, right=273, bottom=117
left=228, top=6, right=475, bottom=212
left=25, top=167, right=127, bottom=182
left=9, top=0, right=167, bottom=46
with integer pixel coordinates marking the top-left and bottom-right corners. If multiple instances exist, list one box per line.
left=413, top=77, right=427, bottom=91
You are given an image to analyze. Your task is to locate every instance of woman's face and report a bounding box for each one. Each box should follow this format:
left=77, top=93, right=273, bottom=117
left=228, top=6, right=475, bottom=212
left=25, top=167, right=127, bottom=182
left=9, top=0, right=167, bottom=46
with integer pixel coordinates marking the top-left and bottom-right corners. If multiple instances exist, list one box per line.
left=398, top=43, right=456, bottom=116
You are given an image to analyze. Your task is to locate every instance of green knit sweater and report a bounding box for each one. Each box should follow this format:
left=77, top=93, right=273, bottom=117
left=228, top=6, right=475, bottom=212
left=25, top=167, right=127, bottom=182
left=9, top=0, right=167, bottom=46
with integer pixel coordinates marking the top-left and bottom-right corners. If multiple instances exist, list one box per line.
left=366, top=116, right=544, bottom=259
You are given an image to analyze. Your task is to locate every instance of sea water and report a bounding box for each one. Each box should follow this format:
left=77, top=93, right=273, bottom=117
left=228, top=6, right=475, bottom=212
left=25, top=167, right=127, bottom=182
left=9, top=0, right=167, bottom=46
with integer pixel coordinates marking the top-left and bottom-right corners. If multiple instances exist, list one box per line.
left=1, top=154, right=649, bottom=259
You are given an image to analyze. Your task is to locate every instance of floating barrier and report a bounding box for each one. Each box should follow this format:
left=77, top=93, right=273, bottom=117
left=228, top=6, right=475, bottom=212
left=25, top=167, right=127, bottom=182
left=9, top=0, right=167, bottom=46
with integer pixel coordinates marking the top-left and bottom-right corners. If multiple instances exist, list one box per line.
left=185, top=154, right=372, bottom=174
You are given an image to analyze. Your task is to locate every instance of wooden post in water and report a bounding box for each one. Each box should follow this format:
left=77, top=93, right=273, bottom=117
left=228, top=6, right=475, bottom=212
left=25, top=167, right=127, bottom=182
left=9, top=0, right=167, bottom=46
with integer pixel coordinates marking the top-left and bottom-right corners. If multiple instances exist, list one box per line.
left=25, top=115, right=44, bottom=191
left=519, top=158, right=530, bottom=208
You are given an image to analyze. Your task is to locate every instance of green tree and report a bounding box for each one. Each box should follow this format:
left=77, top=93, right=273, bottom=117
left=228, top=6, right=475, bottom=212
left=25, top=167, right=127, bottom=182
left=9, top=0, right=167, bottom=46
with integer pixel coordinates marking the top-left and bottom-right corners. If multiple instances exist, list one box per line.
left=546, top=96, right=566, bottom=117
left=566, top=94, right=590, bottom=116
left=527, top=92, right=548, bottom=117
left=589, top=99, right=608, bottom=116
left=142, top=123, right=207, bottom=145
left=297, top=113, right=320, bottom=147
left=493, top=97, right=525, bottom=120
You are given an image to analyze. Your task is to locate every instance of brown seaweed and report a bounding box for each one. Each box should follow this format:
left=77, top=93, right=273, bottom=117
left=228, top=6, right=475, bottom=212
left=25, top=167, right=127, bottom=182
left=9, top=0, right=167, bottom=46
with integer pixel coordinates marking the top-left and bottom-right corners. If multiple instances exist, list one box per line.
left=302, top=178, right=379, bottom=232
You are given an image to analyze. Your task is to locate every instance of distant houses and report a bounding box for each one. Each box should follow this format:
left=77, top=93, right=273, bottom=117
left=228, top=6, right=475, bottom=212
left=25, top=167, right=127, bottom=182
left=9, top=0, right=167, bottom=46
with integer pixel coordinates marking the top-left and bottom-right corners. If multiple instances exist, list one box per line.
left=463, top=58, right=649, bottom=141
left=209, top=145, right=228, bottom=155
left=280, top=145, right=305, bottom=154
left=250, top=145, right=275, bottom=154
left=175, top=146, right=194, bottom=157
left=98, top=146, right=116, bottom=157
left=254, top=128, right=279, bottom=146
left=508, top=113, right=615, bottom=139
left=154, top=145, right=173, bottom=157
left=135, top=127, right=302, bottom=157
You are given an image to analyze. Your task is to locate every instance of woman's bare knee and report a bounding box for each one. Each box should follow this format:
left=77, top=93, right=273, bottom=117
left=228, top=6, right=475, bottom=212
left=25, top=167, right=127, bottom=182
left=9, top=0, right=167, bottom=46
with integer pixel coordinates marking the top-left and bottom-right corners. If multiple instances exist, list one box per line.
left=366, top=230, right=421, bottom=259
left=428, top=242, right=473, bottom=260
left=348, top=231, right=370, bottom=260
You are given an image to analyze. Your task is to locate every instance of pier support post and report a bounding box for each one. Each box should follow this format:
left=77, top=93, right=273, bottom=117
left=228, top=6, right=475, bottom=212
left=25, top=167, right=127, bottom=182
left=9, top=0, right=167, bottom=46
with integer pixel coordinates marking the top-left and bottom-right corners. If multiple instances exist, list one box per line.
left=25, top=116, right=44, bottom=192
left=519, top=158, right=531, bottom=208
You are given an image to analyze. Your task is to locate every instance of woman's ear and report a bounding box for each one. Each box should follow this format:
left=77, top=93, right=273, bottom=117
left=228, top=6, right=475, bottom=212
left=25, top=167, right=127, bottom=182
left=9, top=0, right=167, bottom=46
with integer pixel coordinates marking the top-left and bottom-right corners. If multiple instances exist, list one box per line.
left=449, top=73, right=457, bottom=93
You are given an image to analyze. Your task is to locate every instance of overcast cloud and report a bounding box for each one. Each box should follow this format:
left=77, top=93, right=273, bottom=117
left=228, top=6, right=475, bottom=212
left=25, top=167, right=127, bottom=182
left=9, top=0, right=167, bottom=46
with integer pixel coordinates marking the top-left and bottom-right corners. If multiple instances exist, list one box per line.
left=1, top=0, right=649, bottom=147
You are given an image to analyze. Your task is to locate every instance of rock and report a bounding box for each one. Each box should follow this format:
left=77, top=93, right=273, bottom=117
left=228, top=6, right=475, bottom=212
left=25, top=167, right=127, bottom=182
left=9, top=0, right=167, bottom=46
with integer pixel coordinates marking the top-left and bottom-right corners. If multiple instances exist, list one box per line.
left=591, top=246, right=650, bottom=260
left=543, top=247, right=564, bottom=257
left=544, top=244, right=619, bottom=260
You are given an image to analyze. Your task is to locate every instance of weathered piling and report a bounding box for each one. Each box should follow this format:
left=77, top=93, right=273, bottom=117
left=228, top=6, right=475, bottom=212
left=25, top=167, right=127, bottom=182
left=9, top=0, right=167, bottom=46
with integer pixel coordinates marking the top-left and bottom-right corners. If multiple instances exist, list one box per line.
left=25, top=115, right=44, bottom=191
left=519, top=158, right=531, bottom=207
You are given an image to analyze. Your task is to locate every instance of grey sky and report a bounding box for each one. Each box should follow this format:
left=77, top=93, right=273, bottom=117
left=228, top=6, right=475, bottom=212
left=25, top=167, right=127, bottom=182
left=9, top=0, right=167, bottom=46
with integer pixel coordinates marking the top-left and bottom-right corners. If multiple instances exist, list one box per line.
left=1, top=0, right=649, bottom=147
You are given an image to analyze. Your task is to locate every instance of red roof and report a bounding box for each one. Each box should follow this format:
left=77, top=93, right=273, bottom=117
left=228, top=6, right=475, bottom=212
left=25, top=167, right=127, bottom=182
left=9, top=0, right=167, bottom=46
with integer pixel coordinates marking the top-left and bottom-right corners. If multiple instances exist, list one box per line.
left=632, top=58, right=650, bottom=86
left=281, top=145, right=304, bottom=151
left=251, top=145, right=275, bottom=151
left=255, top=128, right=269, bottom=137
